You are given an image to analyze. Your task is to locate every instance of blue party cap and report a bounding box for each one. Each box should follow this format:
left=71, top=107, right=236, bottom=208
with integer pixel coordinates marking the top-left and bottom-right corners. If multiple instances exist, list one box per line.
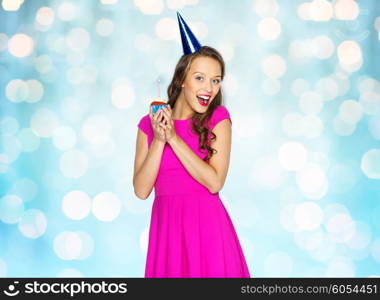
left=177, top=11, right=202, bottom=55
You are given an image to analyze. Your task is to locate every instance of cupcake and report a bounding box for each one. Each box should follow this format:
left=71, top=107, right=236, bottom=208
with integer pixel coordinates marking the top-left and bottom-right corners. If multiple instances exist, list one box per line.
left=150, top=98, right=169, bottom=115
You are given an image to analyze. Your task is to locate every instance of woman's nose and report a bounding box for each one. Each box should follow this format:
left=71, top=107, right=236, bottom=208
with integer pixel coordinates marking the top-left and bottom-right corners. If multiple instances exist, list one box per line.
left=204, top=80, right=212, bottom=92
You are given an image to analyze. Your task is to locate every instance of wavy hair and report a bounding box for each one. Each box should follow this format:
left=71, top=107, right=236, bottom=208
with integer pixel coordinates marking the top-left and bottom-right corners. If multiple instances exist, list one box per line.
left=167, top=46, right=225, bottom=162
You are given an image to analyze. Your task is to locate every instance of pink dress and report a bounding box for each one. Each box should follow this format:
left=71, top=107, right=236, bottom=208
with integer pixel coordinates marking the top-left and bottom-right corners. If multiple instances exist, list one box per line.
left=137, top=105, right=251, bottom=278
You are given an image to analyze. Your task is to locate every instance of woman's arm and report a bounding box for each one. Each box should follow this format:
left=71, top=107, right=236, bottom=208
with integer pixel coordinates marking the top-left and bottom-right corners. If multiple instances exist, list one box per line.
left=133, top=130, right=165, bottom=200
left=167, top=118, right=232, bottom=194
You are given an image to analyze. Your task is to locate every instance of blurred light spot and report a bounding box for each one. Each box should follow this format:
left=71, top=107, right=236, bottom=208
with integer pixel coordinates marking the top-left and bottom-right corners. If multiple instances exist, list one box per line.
left=8, top=33, right=34, bottom=57
left=253, top=0, right=279, bottom=17
left=0, top=195, right=24, bottom=224
left=66, top=28, right=90, bottom=51
left=346, top=221, right=372, bottom=250
left=296, top=163, right=328, bottom=199
left=57, top=268, right=83, bottom=277
left=288, top=39, right=311, bottom=59
left=31, top=108, right=60, bottom=138
left=52, top=126, right=77, bottom=151
left=62, top=190, right=92, bottom=220
left=371, top=238, right=380, bottom=264
left=57, top=2, right=77, bottom=21
left=155, top=17, right=178, bottom=40
left=358, top=76, right=380, bottom=94
left=262, top=55, right=286, bottom=79
left=0, top=135, right=22, bottom=163
left=2, top=0, right=24, bottom=11
left=134, top=34, right=153, bottom=52
left=264, top=252, right=293, bottom=276
left=278, top=141, right=308, bottom=171
left=325, top=256, right=355, bottom=277
left=234, top=114, right=263, bottom=138
left=54, top=231, right=93, bottom=260
left=309, top=235, right=336, bottom=262
left=134, top=0, right=164, bottom=15
left=249, top=156, right=287, bottom=190
left=311, top=35, right=335, bottom=59
left=36, top=6, right=55, bottom=28
left=299, top=91, right=323, bottom=115
left=35, top=54, right=53, bottom=74
left=61, top=96, right=89, bottom=123
left=359, top=91, right=380, bottom=115
left=257, top=18, right=281, bottom=40
left=310, top=0, right=333, bottom=22
left=291, top=78, right=310, bottom=96
left=191, top=22, right=208, bottom=40
left=334, top=0, right=359, bottom=20
left=6, top=79, right=28, bottom=103
left=332, top=71, right=351, bottom=97
left=25, top=79, right=44, bottom=103
left=82, top=115, right=112, bottom=144
left=302, top=115, right=324, bottom=139
left=0, top=116, right=19, bottom=135
left=361, top=149, right=380, bottom=179
left=338, top=99, right=363, bottom=124
left=368, top=116, right=380, bottom=140
left=375, top=16, right=380, bottom=32
left=17, top=128, right=40, bottom=152
left=294, top=228, right=324, bottom=250
left=111, top=78, right=135, bottom=109
left=315, top=77, right=339, bottom=101
left=224, top=23, right=248, bottom=46
left=337, top=40, right=362, bottom=72
left=18, top=209, right=47, bottom=239
left=66, top=51, right=85, bottom=66
left=295, top=201, right=323, bottom=231
left=60, top=149, right=89, bottom=178
left=9, top=178, right=38, bottom=202
left=167, top=0, right=186, bottom=10
left=262, top=78, right=281, bottom=95
left=333, top=115, right=356, bottom=136
left=0, top=33, right=8, bottom=51
left=282, top=113, right=304, bottom=136
left=92, top=192, right=121, bottom=222
left=326, top=213, right=356, bottom=242
left=96, top=18, right=114, bottom=36
left=218, top=43, right=234, bottom=61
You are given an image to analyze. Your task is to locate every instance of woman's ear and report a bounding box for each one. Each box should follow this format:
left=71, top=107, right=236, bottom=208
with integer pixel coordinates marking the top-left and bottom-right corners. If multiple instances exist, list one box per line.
left=181, top=84, right=184, bottom=88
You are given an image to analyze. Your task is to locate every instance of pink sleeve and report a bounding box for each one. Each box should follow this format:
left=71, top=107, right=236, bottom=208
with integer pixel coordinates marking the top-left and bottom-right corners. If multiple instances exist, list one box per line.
left=137, top=114, right=152, bottom=136
left=209, top=105, right=232, bottom=130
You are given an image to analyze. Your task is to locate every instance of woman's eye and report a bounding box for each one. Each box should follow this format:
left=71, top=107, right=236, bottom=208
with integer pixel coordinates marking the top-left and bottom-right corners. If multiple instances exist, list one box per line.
left=213, top=79, right=221, bottom=84
left=196, top=76, right=203, bottom=80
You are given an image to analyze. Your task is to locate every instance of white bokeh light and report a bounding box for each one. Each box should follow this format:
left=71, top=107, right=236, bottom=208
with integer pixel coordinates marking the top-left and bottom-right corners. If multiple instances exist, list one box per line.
left=278, top=141, right=308, bottom=171
left=111, top=78, right=135, bottom=109
left=82, top=114, right=112, bottom=145
left=92, top=192, right=121, bottom=222
left=52, top=126, right=77, bottom=151
left=361, top=149, right=380, bottom=179
left=299, top=91, right=323, bottom=115
left=59, top=149, right=89, bottom=178
left=17, top=128, right=40, bottom=152
left=8, top=33, right=34, bottom=57
left=18, top=209, right=47, bottom=239
left=257, top=18, right=281, bottom=40
left=96, top=18, right=114, bottom=36
left=0, top=194, right=24, bottom=224
left=326, top=213, right=356, bottom=243
left=62, top=190, right=92, bottom=220
left=294, top=201, right=324, bottom=231
left=134, top=0, right=164, bottom=15
left=66, top=27, right=90, bottom=51
left=249, top=156, right=287, bottom=190
left=338, top=100, right=363, bottom=124
left=31, top=108, right=60, bottom=138
left=296, top=163, right=328, bottom=200
left=262, top=55, right=286, bottom=79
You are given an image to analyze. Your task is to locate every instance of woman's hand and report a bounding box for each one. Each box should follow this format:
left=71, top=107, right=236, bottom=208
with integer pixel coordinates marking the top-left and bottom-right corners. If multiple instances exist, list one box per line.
left=149, top=107, right=167, bottom=143
left=160, top=105, right=177, bottom=142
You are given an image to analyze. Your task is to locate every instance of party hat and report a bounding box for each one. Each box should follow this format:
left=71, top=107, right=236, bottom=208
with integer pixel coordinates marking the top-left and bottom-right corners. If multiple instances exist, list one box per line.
left=177, top=11, right=202, bottom=55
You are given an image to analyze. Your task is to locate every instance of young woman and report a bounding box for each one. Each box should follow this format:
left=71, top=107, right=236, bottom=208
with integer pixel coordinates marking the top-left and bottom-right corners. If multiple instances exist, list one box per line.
left=133, top=45, right=251, bottom=278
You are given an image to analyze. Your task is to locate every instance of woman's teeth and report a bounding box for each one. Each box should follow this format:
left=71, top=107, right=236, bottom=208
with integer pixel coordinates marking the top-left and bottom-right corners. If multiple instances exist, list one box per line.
left=197, top=95, right=210, bottom=106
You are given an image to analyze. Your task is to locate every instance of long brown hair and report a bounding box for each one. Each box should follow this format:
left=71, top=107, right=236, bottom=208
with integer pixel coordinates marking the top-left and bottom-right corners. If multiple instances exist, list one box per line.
left=167, top=46, right=225, bottom=162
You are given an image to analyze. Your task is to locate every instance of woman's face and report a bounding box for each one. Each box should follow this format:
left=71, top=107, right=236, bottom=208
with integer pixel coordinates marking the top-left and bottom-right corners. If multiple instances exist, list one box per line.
left=181, top=56, right=222, bottom=113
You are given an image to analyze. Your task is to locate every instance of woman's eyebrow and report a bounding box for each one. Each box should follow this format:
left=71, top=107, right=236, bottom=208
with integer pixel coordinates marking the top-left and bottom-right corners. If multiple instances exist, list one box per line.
left=192, top=71, right=222, bottom=78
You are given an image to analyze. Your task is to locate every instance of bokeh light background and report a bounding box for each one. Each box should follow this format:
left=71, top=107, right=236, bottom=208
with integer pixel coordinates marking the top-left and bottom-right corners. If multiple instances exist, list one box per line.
left=1, top=0, right=380, bottom=277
